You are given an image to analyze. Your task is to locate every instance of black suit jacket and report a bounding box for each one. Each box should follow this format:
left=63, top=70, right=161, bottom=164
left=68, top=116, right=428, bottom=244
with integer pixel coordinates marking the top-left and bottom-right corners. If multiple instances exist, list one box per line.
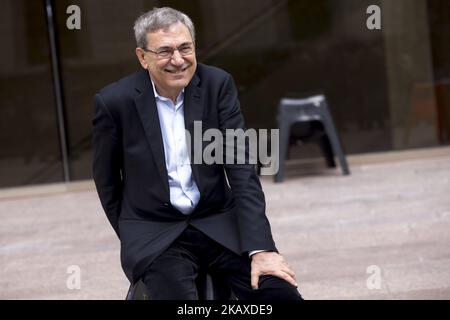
left=92, top=63, right=276, bottom=283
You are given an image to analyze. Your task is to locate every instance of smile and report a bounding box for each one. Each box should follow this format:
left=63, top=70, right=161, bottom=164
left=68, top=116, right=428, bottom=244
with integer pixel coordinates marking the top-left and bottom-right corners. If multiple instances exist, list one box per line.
left=165, top=66, right=189, bottom=74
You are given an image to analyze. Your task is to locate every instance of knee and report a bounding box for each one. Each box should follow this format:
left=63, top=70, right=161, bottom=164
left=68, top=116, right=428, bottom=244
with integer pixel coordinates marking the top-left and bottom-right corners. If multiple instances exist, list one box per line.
left=259, top=285, right=303, bottom=300
left=258, top=276, right=303, bottom=300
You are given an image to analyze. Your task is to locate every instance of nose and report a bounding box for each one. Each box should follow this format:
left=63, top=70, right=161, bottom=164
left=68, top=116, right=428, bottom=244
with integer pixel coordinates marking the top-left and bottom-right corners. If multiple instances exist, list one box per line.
left=170, top=49, right=184, bottom=66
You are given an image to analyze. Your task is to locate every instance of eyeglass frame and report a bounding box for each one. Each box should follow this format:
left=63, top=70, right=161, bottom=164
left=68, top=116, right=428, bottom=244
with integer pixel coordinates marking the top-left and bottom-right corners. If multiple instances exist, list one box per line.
left=141, top=42, right=195, bottom=59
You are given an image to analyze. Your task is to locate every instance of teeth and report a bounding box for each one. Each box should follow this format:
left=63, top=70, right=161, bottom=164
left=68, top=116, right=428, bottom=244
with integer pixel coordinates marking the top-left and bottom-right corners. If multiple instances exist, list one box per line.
left=166, top=68, right=186, bottom=74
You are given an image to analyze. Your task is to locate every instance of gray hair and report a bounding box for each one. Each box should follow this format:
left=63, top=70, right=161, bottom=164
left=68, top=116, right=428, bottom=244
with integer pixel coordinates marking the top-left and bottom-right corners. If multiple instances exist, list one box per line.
left=133, top=7, right=196, bottom=49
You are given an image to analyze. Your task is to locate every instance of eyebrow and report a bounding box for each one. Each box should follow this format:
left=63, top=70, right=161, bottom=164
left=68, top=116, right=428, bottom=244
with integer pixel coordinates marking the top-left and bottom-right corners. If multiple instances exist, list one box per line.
left=156, top=42, right=193, bottom=50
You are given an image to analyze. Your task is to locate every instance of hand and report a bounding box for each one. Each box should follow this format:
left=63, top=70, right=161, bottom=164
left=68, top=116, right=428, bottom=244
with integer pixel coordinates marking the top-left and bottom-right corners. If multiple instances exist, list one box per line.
left=250, top=251, right=298, bottom=289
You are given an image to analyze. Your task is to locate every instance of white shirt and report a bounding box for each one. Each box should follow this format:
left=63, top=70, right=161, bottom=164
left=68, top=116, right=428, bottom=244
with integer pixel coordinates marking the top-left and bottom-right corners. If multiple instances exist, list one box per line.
left=151, top=80, right=200, bottom=215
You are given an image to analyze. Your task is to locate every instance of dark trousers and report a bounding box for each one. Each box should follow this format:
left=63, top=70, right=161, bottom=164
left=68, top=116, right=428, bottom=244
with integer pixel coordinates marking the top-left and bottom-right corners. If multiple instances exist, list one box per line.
left=141, top=225, right=303, bottom=300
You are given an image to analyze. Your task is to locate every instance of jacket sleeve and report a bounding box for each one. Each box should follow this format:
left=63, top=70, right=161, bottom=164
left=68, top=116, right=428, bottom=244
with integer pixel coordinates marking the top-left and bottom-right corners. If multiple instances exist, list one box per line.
left=92, top=93, right=123, bottom=239
left=217, top=73, right=277, bottom=254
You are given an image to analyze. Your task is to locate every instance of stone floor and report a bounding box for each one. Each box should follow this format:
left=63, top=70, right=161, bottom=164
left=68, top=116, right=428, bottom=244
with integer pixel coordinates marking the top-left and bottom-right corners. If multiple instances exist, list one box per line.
left=1, top=147, right=450, bottom=300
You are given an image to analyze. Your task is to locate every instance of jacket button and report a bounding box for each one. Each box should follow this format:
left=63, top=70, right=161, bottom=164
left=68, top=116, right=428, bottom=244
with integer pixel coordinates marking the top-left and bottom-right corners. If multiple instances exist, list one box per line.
left=163, top=202, right=169, bottom=207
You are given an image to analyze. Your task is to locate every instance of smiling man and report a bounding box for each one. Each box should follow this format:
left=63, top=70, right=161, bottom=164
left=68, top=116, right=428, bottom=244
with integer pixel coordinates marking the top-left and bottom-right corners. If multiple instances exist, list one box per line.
left=137, top=20, right=195, bottom=103
left=92, top=7, right=302, bottom=300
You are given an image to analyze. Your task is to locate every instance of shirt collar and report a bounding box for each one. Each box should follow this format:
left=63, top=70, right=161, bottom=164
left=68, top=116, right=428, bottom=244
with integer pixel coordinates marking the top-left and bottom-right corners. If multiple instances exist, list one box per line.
left=150, top=78, right=185, bottom=105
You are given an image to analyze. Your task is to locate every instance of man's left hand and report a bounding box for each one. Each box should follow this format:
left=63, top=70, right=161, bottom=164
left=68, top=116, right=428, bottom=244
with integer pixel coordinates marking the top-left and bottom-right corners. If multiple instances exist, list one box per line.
left=250, top=251, right=298, bottom=289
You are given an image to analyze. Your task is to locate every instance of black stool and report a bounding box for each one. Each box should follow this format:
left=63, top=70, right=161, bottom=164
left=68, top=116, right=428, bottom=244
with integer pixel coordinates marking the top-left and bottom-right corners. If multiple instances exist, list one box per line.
left=126, top=270, right=235, bottom=300
left=275, top=94, right=350, bottom=183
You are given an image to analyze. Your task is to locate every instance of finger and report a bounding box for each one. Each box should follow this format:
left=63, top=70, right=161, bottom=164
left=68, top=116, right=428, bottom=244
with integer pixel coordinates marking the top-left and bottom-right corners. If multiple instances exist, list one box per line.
left=274, top=270, right=298, bottom=287
left=251, top=271, right=260, bottom=290
left=281, top=266, right=296, bottom=279
left=282, top=270, right=298, bottom=287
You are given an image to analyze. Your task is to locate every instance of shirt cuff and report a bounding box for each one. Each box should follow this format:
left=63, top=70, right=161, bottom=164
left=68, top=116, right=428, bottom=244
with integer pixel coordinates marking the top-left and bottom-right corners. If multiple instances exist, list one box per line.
left=249, top=250, right=267, bottom=257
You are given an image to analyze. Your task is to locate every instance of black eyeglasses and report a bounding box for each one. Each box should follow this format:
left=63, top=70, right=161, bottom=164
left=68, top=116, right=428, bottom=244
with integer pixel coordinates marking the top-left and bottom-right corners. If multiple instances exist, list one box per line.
left=142, top=43, right=194, bottom=59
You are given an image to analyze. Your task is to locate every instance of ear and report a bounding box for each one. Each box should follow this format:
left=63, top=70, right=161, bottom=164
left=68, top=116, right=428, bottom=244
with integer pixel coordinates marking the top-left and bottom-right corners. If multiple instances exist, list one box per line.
left=135, top=47, right=148, bottom=69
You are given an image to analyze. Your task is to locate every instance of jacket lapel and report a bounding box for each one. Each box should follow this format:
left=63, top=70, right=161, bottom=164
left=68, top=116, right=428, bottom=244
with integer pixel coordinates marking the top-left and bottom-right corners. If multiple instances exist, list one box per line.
left=133, top=69, right=170, bottom=197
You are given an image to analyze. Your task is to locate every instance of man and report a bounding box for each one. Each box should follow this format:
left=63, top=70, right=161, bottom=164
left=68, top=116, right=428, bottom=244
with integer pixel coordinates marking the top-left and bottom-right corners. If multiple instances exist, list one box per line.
left=92, top=7, right=302, bottom=300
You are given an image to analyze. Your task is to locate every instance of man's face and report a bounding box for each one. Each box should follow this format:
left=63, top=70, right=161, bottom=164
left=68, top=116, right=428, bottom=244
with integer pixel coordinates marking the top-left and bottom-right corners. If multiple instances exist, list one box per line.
left=138, top=22, right=196, bottom=96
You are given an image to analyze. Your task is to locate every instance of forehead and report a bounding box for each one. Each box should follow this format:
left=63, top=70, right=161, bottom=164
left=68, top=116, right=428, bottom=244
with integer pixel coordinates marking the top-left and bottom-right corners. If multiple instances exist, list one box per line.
left=146, top=22, right=193, bottom=47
